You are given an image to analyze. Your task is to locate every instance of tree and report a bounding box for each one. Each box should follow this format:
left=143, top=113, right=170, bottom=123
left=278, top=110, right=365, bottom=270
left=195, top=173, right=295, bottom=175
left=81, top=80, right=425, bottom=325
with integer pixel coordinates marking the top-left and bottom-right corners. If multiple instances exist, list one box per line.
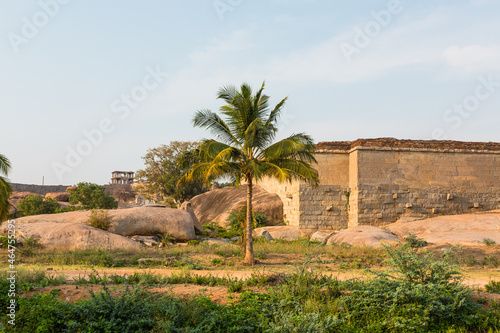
left=135, top=141, right=207, bottom=207
left=18, top=195, right=60, bottom=216
left=180, top=82, right=319, bottom=264
left=68, top=182, right=118, bottom=209
left=0, top=154, right=12, bottom=221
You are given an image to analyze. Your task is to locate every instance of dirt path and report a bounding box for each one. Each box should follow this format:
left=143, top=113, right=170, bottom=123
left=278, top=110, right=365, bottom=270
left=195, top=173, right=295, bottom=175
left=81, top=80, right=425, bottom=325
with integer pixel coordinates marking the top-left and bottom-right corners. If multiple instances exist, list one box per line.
left=46, top=267, right=499, bottom=287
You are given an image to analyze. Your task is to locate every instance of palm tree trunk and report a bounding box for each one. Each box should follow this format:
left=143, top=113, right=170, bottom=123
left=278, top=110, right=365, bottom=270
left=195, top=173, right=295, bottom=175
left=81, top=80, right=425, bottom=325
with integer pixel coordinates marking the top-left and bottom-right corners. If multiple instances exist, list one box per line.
left=243, top=177, right=255, bottom=265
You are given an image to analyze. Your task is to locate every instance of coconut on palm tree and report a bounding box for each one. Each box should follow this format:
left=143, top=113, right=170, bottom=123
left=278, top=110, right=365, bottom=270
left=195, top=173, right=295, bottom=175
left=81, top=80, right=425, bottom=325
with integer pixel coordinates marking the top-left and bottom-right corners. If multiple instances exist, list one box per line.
left=180, top=82, right=318, bottom=264
left=0, top=154, right=13, bottom=221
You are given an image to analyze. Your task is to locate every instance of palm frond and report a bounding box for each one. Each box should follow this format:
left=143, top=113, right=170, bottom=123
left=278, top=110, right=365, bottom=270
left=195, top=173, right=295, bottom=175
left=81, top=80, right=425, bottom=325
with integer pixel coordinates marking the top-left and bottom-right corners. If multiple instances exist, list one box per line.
left=217, top=85, right=237, bottom=104
left=265, top=96, right=287, bottom=128
left=260, top=133, right=317, bottom=161
left=193, top=110, right=240, bottom=146
left=0, top=154, right=11, bottom=176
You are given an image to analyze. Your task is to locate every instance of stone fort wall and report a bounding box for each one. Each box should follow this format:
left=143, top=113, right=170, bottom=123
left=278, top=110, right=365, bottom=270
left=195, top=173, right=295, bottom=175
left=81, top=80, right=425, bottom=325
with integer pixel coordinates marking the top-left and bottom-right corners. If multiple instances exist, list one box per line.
left=10, top=183, right=132, bottom=196
left=258, top=138, right=500, bottom=230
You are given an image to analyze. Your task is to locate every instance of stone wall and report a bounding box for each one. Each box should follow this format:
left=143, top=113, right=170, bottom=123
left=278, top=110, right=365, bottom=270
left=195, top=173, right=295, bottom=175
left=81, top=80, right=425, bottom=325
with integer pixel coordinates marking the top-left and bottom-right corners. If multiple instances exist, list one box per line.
left=299, top=185, right=349, bottom=229
left=11, top=183, right=134, bottom=197
left=10, top=183, right=70, bottom=195
left=257, top=177, right=301, bottom=225
left=352, top=147, right=500, bottom=226
left=257, top=152, right=350, bottom=229
left=260, top=139, right=500, bottom=230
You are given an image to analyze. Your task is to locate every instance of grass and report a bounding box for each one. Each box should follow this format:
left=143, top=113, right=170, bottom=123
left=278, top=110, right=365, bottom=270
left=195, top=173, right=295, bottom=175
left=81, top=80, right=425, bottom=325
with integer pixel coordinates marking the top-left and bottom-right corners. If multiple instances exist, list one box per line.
left=482, top=238, right=497, bottom=246
left=485, top=280, right=500, bottom=294
left=2, top=243, right=500, bottom=332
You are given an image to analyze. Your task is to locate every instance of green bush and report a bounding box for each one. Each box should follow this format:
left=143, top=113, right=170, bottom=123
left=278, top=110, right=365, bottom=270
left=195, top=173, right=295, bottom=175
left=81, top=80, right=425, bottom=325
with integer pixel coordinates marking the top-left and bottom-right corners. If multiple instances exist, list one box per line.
left=482, top=238, right=496, bottom=246
left=225, top=205, right=267, bottom=237
left=17, top=195, right=60, bottom=216
left=87, top=209, right=112, bottom=230
left=54, top=205, right=84, bottom=213
left=485, top=280, right=500, bottom=294
left=404, top=233, right=428, bottom=248
left=68, top=182, right=118, bottom=209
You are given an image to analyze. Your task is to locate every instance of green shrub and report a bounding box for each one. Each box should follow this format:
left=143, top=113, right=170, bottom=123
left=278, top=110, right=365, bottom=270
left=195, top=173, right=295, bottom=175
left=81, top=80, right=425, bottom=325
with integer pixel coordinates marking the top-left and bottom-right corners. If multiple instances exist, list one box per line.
left=161, top=233, right=176, bottom=245
left=68, top=182, right=118, bottom=209
left=482, top=238, right=497, bottom=246
left=0, top=234, right=8, bottom=248
left=54, top=205, right=84, bottom=213
left=225, top=205, right=267, bottom=237
left=404, top=233, right=428, bottom=248
left=17, top=195, right=60, bottom=216
left=87, top=209, right=112, bottom=230
left=340, top=244, right=481, bottom=331
left=485, top=280, right=500, bottom=294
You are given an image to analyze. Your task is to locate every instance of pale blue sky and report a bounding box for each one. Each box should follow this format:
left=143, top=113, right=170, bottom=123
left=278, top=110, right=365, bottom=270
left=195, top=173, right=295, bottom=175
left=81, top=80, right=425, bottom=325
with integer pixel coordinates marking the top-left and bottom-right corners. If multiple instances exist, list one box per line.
left=1, top=0, right=499, bottom=185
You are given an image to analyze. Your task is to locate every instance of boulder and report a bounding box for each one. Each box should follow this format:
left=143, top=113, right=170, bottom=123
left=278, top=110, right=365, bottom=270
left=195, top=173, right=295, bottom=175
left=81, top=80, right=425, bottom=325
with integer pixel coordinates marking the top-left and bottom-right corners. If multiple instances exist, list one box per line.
left=253, top=228, right=274, bottom=241
left=385, top=211, right=500, bottom=246
left=9, top=192, right=42, bottom=214
left=190, top=185, right=283, bottom=227
left=310, top=231, right=335, bottom=244
left=2, top=222, right=143, bottom=250
left=45, top=192, right=69, bottom=202
left=107, top=207, right=195, bottom=240
left=130, top=235, right=161, bottom=247
left=253, top=226, right=301, bottom=241
left=326, top=226, right=399, bottom=248
left=10, top=206, right=196, bottom=241
left=204, top=238, right=231, bottom=245
left=10, top=191, right=41, bottom=200
left=180, top=201, right=204, bottom=232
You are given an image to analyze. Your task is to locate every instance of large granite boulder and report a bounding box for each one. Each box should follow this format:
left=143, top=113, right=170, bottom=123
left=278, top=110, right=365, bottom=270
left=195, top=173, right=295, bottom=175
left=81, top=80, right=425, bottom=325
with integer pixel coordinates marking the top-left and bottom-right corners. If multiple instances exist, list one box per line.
left=8, top=206, right=196, bottom=241
left=8, top=192, right=42, bottom=214
left=310, top=231, right=335, bottom=244
left=45, top=192, right=70, bottom=202
left=107, top=207, right=195, bottom=240
left=326, top=226, right=399, bottom=248
left=253, top=226, right=304, bottom=241
left=385, top=210, right=500, bottom=246
left=180, top=201, right=204, bottom=232
left=190, top=185, right=283, bottom=227
left=4, top=222, right=143, bottom=250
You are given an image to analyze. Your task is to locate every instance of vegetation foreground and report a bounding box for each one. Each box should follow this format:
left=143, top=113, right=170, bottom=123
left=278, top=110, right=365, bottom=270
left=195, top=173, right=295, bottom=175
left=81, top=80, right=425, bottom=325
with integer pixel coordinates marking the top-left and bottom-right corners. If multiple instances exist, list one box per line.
left=1, top=240, right=500, bottom=332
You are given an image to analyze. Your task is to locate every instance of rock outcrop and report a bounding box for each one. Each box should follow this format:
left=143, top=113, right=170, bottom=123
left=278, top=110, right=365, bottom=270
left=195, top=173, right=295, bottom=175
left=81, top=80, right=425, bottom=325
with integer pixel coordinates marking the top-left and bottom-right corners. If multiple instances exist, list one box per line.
left=45, top=192, right=70, bottom=202
left=8, top=222, right=143, bottom=250
left=310, top=231, right=335, bottom=244
left=190, top=185, right=283, bottom=227
left=253, top=226, right=303, bottom=241
left=385, top=210, right=500, bottom=246
left=8, top=206, right=196, bottom=241
left=326, top=226, right=399, bottom=248
left=180, top=201, right=204, bottom=232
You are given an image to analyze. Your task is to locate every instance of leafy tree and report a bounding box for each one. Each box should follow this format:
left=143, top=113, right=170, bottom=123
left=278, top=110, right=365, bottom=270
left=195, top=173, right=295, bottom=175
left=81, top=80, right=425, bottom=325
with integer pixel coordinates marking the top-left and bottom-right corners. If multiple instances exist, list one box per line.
left=68, top=182, right=118, bottom=209
left=17, top=195, right=60, bottom=216
left=135, top=141, right=207, bottom=207
left=0, top=154, right=12, bottom=221
left=180, top=82, right=318, bottom=264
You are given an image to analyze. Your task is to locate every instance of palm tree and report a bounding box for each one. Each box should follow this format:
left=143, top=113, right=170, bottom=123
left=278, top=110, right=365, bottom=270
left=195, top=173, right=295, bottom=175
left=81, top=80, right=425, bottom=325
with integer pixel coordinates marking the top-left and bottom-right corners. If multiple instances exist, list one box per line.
left=180, top=82, right=319, bottom=264
left=0, top=154, right=13, bottom=221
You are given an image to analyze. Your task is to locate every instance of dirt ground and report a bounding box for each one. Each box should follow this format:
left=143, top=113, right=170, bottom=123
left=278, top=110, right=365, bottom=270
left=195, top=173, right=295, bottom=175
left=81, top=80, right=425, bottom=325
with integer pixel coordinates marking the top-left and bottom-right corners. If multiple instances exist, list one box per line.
left=22, top=284, right=263, bottom=305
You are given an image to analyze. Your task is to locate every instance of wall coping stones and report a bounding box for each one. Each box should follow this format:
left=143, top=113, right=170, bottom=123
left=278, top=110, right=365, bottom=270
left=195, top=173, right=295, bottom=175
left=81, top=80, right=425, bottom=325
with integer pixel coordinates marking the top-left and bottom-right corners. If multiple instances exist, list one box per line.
left=316, top=138, right=500, bottom=154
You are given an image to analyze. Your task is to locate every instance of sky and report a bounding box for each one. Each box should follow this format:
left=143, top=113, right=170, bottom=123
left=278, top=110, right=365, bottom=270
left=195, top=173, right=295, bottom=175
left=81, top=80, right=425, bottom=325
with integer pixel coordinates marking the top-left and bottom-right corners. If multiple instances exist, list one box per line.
left=1, top=0, right=499, bottom=185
